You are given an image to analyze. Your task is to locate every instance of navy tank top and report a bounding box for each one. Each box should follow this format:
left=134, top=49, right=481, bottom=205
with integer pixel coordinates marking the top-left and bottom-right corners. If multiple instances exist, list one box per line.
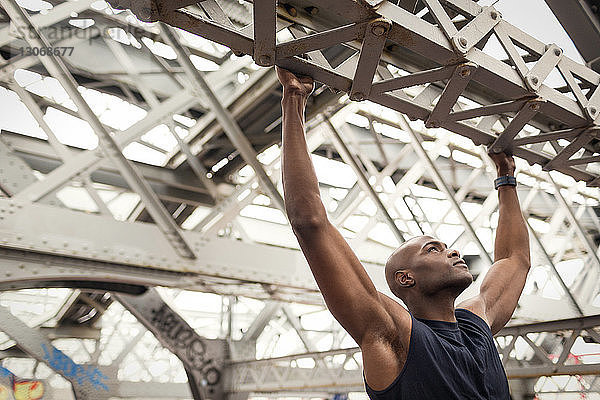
left=364, top=308, right=510, bottom=399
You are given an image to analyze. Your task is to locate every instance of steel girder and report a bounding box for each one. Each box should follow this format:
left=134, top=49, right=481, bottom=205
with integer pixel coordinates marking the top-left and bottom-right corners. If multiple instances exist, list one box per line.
left=113, top=0, right=600, bottom=185
left=1, top=0, right=199, bottom=259
left=0, top=304, right=116, bottom=399
left=115, top=288, right=229, bottom=400
left=0, top=197, right=384, bottom=300
left=3, top=1, right=600, bottom=395
left=228, top=314, right=600, bottom=393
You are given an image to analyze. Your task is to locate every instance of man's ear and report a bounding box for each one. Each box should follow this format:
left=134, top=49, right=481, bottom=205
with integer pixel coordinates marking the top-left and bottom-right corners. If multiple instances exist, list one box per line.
left=395, top=270, right=415, bottom=288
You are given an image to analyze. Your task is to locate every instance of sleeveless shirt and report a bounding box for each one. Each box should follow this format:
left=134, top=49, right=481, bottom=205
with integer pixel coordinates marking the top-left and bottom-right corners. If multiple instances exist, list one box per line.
left=364, top=308, right=510, bottom=399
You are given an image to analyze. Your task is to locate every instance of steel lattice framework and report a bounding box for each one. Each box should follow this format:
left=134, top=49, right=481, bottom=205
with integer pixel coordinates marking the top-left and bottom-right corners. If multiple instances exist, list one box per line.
left=111, top=0, right=600, bottom=185
left=2, top=0, right=600, bottom=399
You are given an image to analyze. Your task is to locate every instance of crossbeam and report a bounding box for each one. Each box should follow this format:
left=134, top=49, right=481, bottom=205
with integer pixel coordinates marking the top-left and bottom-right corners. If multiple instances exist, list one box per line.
left=113, top=0, right=600, bottom=185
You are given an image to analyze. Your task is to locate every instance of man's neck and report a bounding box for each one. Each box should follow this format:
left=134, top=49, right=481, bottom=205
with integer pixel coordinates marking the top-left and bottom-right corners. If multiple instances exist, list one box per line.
left=408, top=294, right=458, bottom=322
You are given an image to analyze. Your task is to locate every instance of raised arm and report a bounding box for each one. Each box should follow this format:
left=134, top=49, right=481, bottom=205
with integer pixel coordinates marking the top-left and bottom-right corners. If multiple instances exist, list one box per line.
left=277, top=67, right=406, bottom=347
left=459, top=151, right=531, bottom=334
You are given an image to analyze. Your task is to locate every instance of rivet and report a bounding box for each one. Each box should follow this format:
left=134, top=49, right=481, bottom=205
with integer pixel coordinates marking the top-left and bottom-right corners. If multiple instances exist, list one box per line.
left=258, top=55, right=272, bottom=66
left=458, top=37, right=468, bottom=48
left=554, top=48, right=561, bottom=56
left=350, top=92, right=365, bottom=101
left=530, top=103, right=540, bottom=111
left=490, top=10, right=498, bottom=19
left=590, top=107, right=597, bottom=115
left=371, top=25, right=386, bottom=36
left=139, top=7, right=153, bottom=21
left=530, top=76, right=539, bottom=86
left=460, top=68, right=471, bottom=77
left=283, top=4, right=297, bottom=16
left=305, top=6, right=319, bottom=15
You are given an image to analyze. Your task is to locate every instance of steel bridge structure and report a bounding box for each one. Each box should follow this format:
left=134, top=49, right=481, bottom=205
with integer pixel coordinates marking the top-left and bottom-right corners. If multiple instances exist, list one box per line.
left=1, top=0, right=600, bottom=399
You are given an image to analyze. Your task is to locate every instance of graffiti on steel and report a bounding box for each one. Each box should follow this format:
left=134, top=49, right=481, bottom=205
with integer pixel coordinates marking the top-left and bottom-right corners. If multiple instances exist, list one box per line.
left=150, top=304, right=220, bottom=384
left=41, top=344, right=108, bottom=391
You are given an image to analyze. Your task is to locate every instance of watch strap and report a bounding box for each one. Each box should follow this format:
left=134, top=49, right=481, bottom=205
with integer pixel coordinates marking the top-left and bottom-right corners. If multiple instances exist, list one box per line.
left=494, top=175, right=517, bottom=190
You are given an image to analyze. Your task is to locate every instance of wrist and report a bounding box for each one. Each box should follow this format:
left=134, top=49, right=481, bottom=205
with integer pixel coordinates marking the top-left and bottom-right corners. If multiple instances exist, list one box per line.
left=282, top=89, right=308, bottom=102
left=494, top=175, right=517, bottom=190
left=496, top=169, right=515, bottom=177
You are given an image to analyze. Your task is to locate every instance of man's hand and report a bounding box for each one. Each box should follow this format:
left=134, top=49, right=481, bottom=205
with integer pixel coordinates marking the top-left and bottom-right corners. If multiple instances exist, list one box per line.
left=488, top=149, right=515, bottom=176
left=276, top=67, right=314, bottom=98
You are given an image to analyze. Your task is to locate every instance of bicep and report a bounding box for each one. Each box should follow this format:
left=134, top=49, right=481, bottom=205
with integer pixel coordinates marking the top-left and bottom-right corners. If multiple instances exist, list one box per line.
left=293, top=221, right=394, bottom=343
left=479, top=257, right=530, bottom=333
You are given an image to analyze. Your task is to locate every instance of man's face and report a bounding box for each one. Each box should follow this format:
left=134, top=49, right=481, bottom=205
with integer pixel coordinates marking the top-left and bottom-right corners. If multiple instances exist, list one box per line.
left=387, top=235, right=473, bottom=296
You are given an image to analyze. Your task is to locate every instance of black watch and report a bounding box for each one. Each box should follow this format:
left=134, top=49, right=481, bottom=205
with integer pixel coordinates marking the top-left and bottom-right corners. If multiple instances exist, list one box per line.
left=494, top=175, right=517, bottom=190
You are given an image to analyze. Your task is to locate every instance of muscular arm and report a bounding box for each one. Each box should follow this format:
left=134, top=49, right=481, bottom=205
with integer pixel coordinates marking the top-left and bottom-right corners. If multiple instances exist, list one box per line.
left=459, top=153, right=530, bottom=334
left=279, top=69, right=404, bottom=345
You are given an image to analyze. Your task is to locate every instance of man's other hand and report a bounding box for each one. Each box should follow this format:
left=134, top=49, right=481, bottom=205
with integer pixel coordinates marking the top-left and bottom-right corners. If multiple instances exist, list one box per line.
left=276, top=67, right=314, bottom=98
left=488, top=149, right=516, bottom=176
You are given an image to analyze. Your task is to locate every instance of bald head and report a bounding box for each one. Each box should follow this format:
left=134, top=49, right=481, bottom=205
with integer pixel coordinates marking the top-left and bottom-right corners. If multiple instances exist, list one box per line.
left=384, top=235, right=471, bottom=304
left=385, top=236, right=434, bottom=297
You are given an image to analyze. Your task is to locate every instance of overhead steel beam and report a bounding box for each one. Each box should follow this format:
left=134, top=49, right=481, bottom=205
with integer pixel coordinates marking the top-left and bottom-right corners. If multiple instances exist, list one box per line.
left=9, top=88, right=194, bottom=198
left=526, top=219, right=585, bottom=316
left=140, top=0, right=600, bottom=185
left=325, top=119, right=405, bottom=243
left=397, top=112, right=493, bottom=264
left=1, top=132, right=213, bottom=206
left=241, top=302, right=282, bottom=342
left=0, top=198, right=388, bottom=297
left=0, top=136, right=62, bottom=207
left=544, top=0, right=600, bottom=72
left=101, top=37, right=220, bottom=200
left=0, top=0, right=95, bottom=48
left=547, top=172, right=600, bottom=270
left=0, top=0, right=197, bottom=258
left=6, top=83, right=112, bottom=215
left=160, top=24, right=286, bottom=212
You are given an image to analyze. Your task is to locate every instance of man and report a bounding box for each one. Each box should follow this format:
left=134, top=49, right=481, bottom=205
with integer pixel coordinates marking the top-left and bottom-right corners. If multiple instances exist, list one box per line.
left=277, top=67, right=530, bottom=399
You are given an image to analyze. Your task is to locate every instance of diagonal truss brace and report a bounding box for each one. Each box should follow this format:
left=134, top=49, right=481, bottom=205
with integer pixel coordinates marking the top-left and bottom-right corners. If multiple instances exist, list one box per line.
left=115, top=288, right=227, bottom=400
left=0, top=0, right=197, bottom=258
left=0, top=305, right=115, bottom=399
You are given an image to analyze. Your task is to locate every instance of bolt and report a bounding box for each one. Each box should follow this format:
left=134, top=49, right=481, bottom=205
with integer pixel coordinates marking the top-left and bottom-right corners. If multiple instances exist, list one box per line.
left=139, top=7, right=153, bottom=21
left=258, top=55, right=272, bottom=66
left=554, top=48, right=561, bottom=56
left=530, top=76, right=539, bottom=86
left=372, top=24, right=387, bottom=36
left=458, top=37, right=468, bottom=48
left=490, top=10, right=498, bottom=19
left=460, top=68, right=471, bottom=77
left=305, top=6, right=319, bottom=15
left=283, top=4, right=297, bottom=16
left=350, top=92, right=365, bottom=101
